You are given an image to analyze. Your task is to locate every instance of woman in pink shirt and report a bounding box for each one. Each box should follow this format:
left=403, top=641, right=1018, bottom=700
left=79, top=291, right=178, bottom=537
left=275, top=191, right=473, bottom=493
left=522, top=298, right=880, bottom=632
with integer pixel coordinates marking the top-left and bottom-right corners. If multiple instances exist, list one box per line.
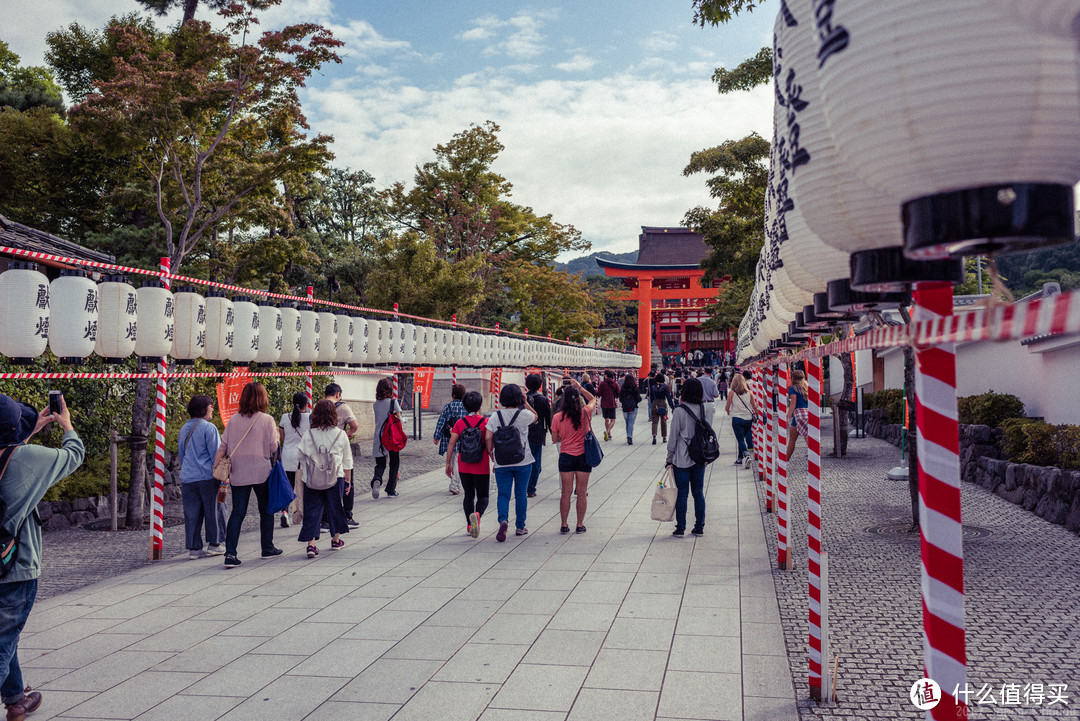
left=549, top=377, right=597, bottom=535
left=213, top=382, right=280, bottom=567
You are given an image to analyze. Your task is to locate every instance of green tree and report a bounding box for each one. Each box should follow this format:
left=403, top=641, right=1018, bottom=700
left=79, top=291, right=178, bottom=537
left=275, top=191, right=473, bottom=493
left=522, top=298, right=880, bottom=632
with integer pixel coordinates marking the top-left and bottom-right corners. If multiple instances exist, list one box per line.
left=691, top=0, right=763, bottom=26
left=68, top=0, right=342, bottom=275
left=502, top=261, right=603, bottom=343
left=0, top=41, right=64, bottom=115
left=364, top=232, right=485, bottom=320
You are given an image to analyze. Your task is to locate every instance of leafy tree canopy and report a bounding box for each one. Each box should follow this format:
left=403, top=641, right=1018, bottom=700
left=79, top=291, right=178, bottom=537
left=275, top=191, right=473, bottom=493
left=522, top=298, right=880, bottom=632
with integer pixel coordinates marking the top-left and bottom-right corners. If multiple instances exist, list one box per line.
left=0, top=40, right=64, bottom=115
left=691, top=0, right=762, bottom=27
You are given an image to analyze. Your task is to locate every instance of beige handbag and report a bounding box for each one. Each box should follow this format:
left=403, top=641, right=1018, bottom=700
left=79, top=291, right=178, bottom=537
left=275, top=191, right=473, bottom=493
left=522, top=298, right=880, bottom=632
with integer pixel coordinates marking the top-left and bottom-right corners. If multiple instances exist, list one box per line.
left=212, top=418, right=256, bottom=483
left=650, top=466, right=678, bottom=522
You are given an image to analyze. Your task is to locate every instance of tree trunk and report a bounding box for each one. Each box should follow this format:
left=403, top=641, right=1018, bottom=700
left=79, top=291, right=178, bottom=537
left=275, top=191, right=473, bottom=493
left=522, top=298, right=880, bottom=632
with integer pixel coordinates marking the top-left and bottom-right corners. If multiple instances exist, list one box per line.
left=124, top=377, right=153, bottom=528
left=182, top=0, right=199, bottom=25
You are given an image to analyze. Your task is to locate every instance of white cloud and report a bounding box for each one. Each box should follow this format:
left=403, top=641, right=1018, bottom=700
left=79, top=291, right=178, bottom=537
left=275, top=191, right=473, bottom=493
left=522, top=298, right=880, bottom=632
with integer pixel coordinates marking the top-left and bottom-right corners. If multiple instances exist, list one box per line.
left=643, top=31, right=679, bottom=53
left=303, top=73, right=772, bottom=255
left=459, top=11, right=549, bottom=60
left=554, top=54, right=596, bottom=73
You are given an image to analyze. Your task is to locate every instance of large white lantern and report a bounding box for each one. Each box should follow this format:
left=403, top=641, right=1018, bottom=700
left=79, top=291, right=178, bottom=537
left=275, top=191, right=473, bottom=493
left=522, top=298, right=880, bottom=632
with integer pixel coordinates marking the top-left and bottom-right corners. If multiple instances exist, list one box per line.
left=356, top=316, right=372, bottom=365
left=95, top=274, right=137, bottom=363
left=298, top=303, right=319, bottom=365
left=135, top=280, right=174, bottom=363
left=204, top=291, right=233, bottom=365
left=171, top=288, right=205, bottom=364
left=814, top=0, right=1079, bottom=259
left=316, top=310, right=337, bottom=366
left=335, top=311, right=353, bottom=366
left=0, top=262, right=50, bottom=363
left=278, top=302, right=300, bottom=366
left=401, top=322, right=417, bottom=364
left=414, top=324, right=430, bottom=365
left=348, top=315, right=366, bottom=366
left=255, top=301, right=282, bottom=366
left=49, top=269, right=97, bottom=364
left=229, top=296, right=260, bottom=365
left=367, top=318, right=385, bottom=364
left=386, top=320, right=404, bottom=364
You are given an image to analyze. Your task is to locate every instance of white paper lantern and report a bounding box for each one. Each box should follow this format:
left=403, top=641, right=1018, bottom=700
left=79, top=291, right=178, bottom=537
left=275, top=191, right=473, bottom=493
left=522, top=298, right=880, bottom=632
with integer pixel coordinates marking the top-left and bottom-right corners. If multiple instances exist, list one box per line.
left=203, top=292, right=233, bottom=365
left=335, top=311, right=352, bottom=365
left=356, top=317, right=372, bottom=364
left=315, top=311, right=336, bottom=366
left=95, top=274, right=137, bottom=363
left=401, top=322, right=417, bottom=364
left=171, top=288, right=205, bottom=364
left=815, top=0, right=1080, bottom=259
left=135, top=280, right=174, bottom=363
left=49, top=269, right=97, bottom=364
left=278, top=302, right=300, bottom=366
left=255, top=302, right=282, bottom=365
left=298, top=304, right=319, bottom=364
left=347, top=315, right=365, bottom=366
left=413, top=324, right=429, bottom=365
left=431, top=326, right=446, bottom=366
left=367, top=318, right=385, bottom=364
left=0, top=262, right=50, bottom=363
left=229, top=296, right=259, bottom=365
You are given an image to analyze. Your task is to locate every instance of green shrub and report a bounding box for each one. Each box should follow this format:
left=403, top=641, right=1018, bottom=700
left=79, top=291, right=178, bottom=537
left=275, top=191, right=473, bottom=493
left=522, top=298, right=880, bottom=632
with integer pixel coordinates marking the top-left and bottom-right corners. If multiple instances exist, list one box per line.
left=999, top=418, right=1080, bottom=470
left=863, top=389, right=905, bottom=426
left=957, top=390, right=1025, bottom=427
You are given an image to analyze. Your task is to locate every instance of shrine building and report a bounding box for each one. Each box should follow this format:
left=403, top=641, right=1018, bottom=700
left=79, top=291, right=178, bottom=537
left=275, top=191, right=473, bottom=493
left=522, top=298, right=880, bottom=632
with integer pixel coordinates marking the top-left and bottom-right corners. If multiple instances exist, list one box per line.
left=598, top=226, right=728, bottom=377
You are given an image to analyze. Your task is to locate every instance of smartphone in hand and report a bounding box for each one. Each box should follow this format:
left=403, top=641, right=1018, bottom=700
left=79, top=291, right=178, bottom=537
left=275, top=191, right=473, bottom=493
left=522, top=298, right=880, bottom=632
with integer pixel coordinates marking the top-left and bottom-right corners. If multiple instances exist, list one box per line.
left=48, top=390, right=63, bottom=416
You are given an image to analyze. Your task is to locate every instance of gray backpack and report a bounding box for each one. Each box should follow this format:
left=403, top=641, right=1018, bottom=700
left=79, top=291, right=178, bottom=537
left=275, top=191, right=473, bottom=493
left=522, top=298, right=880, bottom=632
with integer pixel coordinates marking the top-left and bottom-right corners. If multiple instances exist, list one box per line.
left=305, top=429, right=344, bottom=490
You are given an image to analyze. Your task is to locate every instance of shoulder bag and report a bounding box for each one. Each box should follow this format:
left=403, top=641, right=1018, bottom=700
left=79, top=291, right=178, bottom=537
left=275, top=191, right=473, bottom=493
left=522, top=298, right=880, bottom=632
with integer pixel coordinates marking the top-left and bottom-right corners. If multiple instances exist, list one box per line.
left=212, top=416, right=257, bottom=483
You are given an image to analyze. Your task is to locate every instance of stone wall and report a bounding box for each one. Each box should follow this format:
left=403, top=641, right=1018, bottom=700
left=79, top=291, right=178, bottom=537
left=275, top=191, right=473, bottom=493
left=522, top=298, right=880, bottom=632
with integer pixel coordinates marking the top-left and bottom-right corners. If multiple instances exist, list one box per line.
left=38, top=447, right=184, bottom=532
left=851, top=408, right=1080, bottom=535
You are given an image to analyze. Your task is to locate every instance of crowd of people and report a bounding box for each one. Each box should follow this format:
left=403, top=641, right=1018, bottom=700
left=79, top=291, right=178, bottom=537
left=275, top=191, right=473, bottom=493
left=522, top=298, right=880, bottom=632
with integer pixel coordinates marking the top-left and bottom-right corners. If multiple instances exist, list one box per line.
left=0, top=360, right=808, bottom=720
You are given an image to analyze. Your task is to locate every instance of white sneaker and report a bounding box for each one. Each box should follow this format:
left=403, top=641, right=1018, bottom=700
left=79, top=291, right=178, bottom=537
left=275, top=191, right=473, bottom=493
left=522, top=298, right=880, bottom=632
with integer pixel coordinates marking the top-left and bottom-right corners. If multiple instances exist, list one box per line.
left=205, top=544, right=226, bottom=556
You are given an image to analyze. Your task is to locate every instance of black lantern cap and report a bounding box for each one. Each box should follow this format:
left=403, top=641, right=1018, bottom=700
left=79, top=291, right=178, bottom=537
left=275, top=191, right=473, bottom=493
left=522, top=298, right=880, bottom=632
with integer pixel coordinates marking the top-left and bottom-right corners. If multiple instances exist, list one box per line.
left=827, top=279, right=909, bottom=313
left=850, top=247, right=964, bottom=292
left=903, top=183, right=1075, bottom=260
left=813, top=292, right=849, bottom=320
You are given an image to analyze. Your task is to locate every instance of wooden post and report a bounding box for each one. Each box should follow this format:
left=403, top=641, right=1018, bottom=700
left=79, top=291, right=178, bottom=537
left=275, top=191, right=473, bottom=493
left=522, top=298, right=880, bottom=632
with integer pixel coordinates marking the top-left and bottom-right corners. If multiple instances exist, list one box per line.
left=110, top=429, right=118, bottom=532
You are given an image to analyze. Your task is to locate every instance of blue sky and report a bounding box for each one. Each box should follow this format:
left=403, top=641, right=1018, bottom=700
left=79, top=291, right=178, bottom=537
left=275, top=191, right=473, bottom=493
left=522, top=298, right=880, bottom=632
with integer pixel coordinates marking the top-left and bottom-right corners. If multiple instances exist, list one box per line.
left=7, top=0, right=777, bottom=256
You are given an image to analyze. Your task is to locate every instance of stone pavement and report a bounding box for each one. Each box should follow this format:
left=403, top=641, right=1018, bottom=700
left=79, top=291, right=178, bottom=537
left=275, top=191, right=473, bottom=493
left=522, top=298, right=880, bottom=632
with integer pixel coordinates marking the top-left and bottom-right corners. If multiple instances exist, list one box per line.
left=761, top=414, right=1080, bottom=720
left=20, top=411, right=799, bottom=721
left=36, top=411, right=448, bottom=601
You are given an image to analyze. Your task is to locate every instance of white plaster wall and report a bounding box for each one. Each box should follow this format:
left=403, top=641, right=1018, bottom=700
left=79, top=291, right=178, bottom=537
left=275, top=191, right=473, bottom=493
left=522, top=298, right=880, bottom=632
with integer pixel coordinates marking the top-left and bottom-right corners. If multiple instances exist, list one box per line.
left=955, top=339, right=1080, bottom=424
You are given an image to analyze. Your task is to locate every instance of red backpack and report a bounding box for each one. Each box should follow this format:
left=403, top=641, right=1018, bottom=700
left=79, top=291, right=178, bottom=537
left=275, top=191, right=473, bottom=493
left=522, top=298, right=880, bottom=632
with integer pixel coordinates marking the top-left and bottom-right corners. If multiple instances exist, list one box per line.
left=380, top=413, right=408, bottom=453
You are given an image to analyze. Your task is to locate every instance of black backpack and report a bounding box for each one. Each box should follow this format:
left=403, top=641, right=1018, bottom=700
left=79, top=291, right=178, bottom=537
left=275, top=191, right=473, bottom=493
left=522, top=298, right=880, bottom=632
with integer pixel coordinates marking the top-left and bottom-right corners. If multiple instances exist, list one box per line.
left=0, top=445, right=30, bottom=579
left=526, top=393, right=549, bottom=446
left=682, top=405, right=720, bottom=465
left=492, top=409, right=526, bottom=465
left=620, top=388, right=638, bottom=412
left=457, top=416, right=485, bottom=464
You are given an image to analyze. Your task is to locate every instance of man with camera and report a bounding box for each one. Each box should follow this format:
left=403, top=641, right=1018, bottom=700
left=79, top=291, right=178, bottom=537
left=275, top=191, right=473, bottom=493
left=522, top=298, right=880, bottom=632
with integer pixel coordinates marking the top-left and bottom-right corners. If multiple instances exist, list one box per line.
left=0, top=391, right=84, bottom=721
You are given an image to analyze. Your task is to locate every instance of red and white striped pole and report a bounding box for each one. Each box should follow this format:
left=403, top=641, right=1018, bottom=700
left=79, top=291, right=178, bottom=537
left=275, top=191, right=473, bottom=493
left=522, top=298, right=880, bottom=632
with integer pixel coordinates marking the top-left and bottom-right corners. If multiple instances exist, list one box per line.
left=763, top=367, right=775, bottom=513
left=807, top=342, right=825, bottom=700
left=150, top=257, right=169, bottom=560
left=451, top=313, right=458, bottom=387
left=305, top=286, right=313, bottom=403
left=776, top=362, right=790, bottom=569
left=392, top=302, right=400, bottom=400
left=493, top=321, right=501, bottom=410
left=913, top=281, right=967, bottom=720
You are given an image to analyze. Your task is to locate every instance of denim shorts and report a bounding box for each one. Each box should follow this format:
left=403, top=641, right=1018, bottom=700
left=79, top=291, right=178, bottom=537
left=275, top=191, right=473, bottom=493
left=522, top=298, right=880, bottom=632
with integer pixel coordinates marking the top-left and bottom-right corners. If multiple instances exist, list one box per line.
left=558, top=452, right=592, bottom=473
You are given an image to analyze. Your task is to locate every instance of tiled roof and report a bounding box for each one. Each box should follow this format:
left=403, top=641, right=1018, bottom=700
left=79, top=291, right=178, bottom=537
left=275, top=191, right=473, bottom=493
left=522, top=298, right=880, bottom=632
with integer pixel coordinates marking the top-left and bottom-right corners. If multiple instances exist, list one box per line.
left=0, top=215, right=116, bottom=267
left=636, top=227, right=708, bottom=267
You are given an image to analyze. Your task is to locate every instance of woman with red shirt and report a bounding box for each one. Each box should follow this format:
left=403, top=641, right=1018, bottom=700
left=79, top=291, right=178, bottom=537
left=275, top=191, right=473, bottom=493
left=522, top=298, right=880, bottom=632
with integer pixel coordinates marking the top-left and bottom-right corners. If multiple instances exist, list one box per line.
left=549, top=377, right=597, bottom=535
left=445, top=391, right=490, bottom=538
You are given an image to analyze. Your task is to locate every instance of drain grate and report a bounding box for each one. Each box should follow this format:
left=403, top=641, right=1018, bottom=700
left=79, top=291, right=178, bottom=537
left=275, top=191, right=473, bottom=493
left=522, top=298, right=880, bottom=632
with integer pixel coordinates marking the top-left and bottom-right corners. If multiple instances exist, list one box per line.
left=865, top=523, right=993, bottom=540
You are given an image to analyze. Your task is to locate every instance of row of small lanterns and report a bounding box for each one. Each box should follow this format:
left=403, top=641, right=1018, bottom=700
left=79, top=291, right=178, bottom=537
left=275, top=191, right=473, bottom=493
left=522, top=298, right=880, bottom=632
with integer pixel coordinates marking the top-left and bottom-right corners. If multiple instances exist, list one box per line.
left=0, top=264, right=641, bottom=370
left=737, top=1, right=1079, bottom=363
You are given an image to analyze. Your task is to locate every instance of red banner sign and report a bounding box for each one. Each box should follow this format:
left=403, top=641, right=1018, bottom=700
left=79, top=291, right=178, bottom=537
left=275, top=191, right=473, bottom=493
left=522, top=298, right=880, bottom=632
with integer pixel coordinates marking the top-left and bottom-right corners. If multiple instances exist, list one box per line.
left=215, top=369, right=249, bottom=426
left=414, top=367, right=434, bottom=409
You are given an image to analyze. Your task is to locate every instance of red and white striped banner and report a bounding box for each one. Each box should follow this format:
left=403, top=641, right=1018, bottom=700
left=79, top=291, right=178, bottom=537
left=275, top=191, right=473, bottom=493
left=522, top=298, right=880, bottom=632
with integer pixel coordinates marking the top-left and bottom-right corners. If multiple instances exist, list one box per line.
left=392, top=302, right=400, bottom=400
left=806, top=342, right=824, bottom=699
left=913, top=281, right=967, bottom=721
left=752, top=368, right=765, bottom=484
left=150, top=257, right=169, bottom=559
left=776, top=363, right=789, bottom=569
left=751, top=288, right=1080, bottom=367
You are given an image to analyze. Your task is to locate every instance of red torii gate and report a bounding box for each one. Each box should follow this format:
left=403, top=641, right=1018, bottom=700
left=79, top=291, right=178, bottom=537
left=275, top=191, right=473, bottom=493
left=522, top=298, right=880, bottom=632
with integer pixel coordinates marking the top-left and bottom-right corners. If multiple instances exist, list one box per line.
left=598, top=258, right=725, bottom=377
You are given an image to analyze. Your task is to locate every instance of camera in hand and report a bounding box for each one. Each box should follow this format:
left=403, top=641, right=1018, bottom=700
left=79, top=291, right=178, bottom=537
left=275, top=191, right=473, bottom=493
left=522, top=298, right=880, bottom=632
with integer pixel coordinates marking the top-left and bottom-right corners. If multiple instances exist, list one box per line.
left=48, top=390, right=63, bottom=415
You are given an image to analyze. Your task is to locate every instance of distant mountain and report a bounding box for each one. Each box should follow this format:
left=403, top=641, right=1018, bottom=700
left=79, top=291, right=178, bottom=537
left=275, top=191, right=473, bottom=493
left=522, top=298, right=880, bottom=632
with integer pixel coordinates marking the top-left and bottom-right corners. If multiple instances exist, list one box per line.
left=557, top=250, right=638, bottom=277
